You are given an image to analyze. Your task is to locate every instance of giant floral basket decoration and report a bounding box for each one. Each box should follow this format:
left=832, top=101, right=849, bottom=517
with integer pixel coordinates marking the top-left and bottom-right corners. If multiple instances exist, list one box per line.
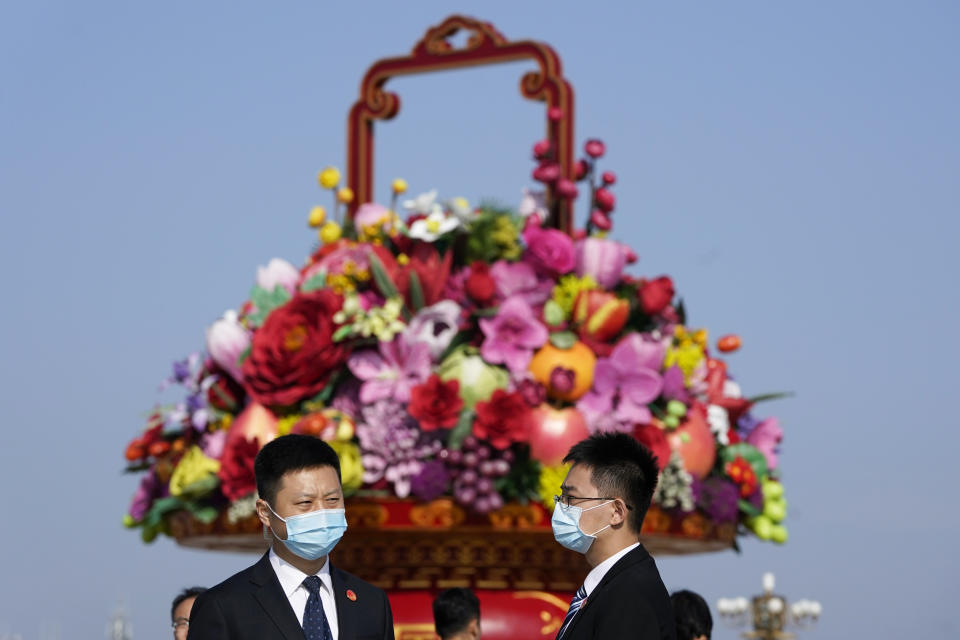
left=122, top=16, right=789, bottom=563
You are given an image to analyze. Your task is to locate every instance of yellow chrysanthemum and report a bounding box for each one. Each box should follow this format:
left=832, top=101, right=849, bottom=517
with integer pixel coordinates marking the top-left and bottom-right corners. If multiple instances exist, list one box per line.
left=308, top=206, right=326, bottom=228
left=337, top=187, right=354, bottom=204
left=392, top=178, right=408, bottom=194
left=664, top=342, right=705, bottom=382
left=318, top=166, right=341, bottom=190
left=169, top=446, right=220, bottom=497
left=276, top=415, right=302, bottom=437
left=329, top=441, right=364, bottom=493
left=552, top=274, right=599, bottom=314
left=539, top=463, right=571, bottom=512
left=319, top=221, right=342, bottom=244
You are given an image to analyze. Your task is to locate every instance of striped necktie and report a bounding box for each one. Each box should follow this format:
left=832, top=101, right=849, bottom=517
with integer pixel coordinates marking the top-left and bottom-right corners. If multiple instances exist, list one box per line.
left=556, top=584, right=587, bottom=639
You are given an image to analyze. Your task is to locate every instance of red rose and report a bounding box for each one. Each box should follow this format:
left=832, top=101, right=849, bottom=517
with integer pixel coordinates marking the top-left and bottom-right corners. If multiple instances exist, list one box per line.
left=639, top=276, right=675, bottom=315
left=465, top=262, right=496, bottom=304
left=218, top=436, right=259, bottom=501
left=408, top=375, right=464, bottom=431
left=634, top=423, right=671, bottom=473
left=473, top=389, right=531, bottom=449
left=241, top=291, right=348, bottom=406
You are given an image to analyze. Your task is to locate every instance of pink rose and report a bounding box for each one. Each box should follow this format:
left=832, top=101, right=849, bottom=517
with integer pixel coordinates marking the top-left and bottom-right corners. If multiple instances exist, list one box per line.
left=523, top=225, right=575, bottom=275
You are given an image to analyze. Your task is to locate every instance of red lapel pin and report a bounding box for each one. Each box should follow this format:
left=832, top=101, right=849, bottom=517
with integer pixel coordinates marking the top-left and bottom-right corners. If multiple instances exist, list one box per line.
left=346, top=589, right=357, bottom=601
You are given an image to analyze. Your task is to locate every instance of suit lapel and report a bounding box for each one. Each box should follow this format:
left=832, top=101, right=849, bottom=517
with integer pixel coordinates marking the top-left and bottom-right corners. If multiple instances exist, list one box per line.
left=249, top=552, right=306, bottom=640
left=331, top=564, right=358, bottom=640
left=559, top=544, right=650, bottom=639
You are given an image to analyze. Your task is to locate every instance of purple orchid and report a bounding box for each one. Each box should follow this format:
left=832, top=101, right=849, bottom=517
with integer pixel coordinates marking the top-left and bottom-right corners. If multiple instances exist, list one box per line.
left=575, top=237, right=630, bottom=288
left=128, top=470, right=167, bottom=521
left=490, top=260, right=554, bottom=307
left=746, top=417, right=783, bottom=470
left=479, top=295, right=549, bottom=374
left=661, top=365, right=690, bottom=403
left=347, top=335, right=432, bottom=404
left=578, top=333, right=664, bottom=428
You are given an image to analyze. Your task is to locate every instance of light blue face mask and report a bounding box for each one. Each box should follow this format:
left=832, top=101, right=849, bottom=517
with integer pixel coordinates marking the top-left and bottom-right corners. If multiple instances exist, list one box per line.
left=551, top=500, right=612, bottom=554
left=266, top=503, right=348, bottom=561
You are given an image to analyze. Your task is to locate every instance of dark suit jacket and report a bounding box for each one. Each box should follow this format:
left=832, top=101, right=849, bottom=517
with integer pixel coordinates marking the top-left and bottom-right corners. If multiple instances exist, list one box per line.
left=560, top=544, right=676, bottom=640
left=187, top=552, right=394, bottom=640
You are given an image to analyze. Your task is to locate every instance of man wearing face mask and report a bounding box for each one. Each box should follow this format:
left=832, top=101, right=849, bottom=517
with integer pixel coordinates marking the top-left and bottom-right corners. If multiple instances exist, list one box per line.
left=551, top=433, right=676, bottom=640
left=188, top=434, right=395, bottom=639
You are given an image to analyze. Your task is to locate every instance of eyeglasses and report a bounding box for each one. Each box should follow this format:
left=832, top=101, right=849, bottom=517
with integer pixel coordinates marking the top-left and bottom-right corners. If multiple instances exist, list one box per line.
left=554, top=494, right=633, bottom=510
left=172, top=619, right=189, bottom=630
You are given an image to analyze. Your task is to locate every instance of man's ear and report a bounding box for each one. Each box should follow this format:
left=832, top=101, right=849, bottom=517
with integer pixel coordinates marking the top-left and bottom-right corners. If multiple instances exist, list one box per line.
left=610, top=498, right=628, bottom=526
left=468, top=618, right=481, bottom=639
left=256, top=498, right=272, bottom=529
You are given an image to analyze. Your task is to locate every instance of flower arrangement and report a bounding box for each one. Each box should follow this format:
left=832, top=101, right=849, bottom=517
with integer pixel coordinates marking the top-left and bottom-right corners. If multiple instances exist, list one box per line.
left=123, top=136, right=788, bottom=547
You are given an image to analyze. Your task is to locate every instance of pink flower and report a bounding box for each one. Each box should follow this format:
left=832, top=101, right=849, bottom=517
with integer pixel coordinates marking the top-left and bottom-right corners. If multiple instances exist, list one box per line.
left=479, top=296, right=549, bottom=374
left=489, top=260, right=554, bottom=307
left=578, top=333, right=664, bottom=428
left=354, top=203, right=393, bottom=234
left=523, top=225, right=576, bottom=275
left=256, top=258, right=300, bottom=294
left=746, top=417, right=783, bottom=470
left=576, top=237, right=629, bottom=288
left=347, top=336, right=432, bottom=404
left=205, top=310, right=250, bottom=383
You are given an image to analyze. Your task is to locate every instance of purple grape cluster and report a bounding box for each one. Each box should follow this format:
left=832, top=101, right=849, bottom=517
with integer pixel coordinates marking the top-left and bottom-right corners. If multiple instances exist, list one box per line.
left=439, top=436, right=513, bottom=514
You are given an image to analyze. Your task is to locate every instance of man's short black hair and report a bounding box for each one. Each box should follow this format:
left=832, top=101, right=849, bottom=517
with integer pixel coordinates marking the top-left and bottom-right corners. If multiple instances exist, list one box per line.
left=254, top=434, right=342, bottom=506
left=563, top=432, right=659, bottom=533
left=671, top=589, right=713, bottom=640
left=171, top=586, right=206, bottom=620
left=433, top=588, right=480, bottom=639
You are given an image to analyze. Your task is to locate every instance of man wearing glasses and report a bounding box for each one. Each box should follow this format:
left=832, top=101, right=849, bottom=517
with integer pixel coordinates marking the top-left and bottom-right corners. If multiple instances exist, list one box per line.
left=171, top=587, right=206, bottom=639
left=551, top=433, right=676, bottom=640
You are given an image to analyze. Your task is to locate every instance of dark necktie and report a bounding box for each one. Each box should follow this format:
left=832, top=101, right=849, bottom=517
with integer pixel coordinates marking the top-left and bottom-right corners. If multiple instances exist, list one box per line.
left=302, top=576, right=333, bottom=640
left=556, top=584, right=587, bottom=639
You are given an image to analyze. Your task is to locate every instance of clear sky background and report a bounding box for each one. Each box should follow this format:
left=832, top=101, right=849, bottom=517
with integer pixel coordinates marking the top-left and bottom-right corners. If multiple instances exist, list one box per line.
left=2, top=1, right=958, bottom=638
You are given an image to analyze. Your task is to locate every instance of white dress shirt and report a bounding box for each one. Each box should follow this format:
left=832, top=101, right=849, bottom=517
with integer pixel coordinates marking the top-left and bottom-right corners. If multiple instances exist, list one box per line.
left=583, top=541, right=640, bottom=597
left=269, top=548, right=339, bottom=639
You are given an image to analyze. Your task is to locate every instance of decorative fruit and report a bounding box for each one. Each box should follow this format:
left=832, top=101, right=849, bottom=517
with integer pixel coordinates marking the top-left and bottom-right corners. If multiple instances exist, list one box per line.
left=572, top=290, right=629, bottom=342
left=125, top=440, right=146, bottom=461
left=749, top=515, right=774, bottom=540
left=717, top=334, right=742, bottom=353
left=225, top=402, right=278, bottom=451
left=529, top=341, right=597, bottom=402
left=528, top=406, right=590, bottom=465
left=763, top=500, right=787, bottom=523
left=665, top=405, right=717, bottom=479
left=770, top=525, right=788, bottom=544
left=147, top=440, right=171, bottom=458
left=634, top=422, right=670, bottom=472
left=293, top=412, right=328, bottom=437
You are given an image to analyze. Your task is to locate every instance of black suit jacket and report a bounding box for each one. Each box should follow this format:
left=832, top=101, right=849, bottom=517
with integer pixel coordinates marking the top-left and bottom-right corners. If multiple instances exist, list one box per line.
left=187, top=552, right=394, bottom=640
left=560, top=544, right=676, bottom=640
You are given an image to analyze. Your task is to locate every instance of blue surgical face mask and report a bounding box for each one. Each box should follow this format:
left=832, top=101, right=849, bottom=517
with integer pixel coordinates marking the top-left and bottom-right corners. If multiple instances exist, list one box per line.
left=551, top=500, right=612, bottom=554
left=266, top=502, right=347, bottom=561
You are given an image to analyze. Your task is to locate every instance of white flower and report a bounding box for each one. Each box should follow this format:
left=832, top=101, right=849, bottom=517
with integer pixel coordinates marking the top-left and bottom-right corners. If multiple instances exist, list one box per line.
left=403, top=189, right=440, bottom=216
left=205, top=310, right=251, bottom=383
left=448, top=197, right=474, bottom=222
left=707, top=404, right=731, bottom=445
left=723, top=380, right=742, bottom=398
left=408, top=210, right=461, bottom=242
left=256, top=258, right=300, bottom=294
left=405, top=300, right=462, bottom=359
left=518, top=188, right=548, bottom=220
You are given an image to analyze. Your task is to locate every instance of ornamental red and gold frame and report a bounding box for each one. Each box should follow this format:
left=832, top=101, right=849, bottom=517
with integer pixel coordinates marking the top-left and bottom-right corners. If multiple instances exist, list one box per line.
left=346, top=14, right=576, bottom=234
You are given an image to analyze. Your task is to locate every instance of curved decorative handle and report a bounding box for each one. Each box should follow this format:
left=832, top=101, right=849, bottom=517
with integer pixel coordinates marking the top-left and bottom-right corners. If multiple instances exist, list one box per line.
left=347, top=15, right=576, bottom=234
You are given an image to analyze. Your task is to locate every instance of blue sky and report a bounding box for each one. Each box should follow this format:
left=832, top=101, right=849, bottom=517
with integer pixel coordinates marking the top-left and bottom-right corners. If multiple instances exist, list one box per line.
left=1, top=1, right=958, bottom=638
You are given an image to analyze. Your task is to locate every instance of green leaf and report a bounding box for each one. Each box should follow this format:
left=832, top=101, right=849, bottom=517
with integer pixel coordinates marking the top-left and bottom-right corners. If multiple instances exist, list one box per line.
left=436, top=330, right=471, bottom=364
left=304, top=369, right=343, bottom=409
left=186, top=504, right=220, bottom=524
left=209, top=380, right=239, bottom=412
left=332, top=325, right=354, bottom=342
left=143, top=496, right=186, bottom=528
left=180, top=474, right=220, bottom=498
left=408, top=271, right=425, bottom=311
left=246, top=285, right=292, bottom=327
left=549, top=331, right=577, bottom=349
left=675, top=299, right=687, bottom=325
left=738, top=499, right=761, bottom=517
left=544, top=300, right=566, bottom=327
left=447, top=410, right=476, bottom=450
left=236, top=346, right=251, bottom=369
left=470, top=307, right=500, bottom=317
left=368, top=252, right=400, bottom=299
left=721, top=443, right=769, bottom=480
left=747, top=392, right=794, bottom=404
left=300, top=271, right=327, bottom=293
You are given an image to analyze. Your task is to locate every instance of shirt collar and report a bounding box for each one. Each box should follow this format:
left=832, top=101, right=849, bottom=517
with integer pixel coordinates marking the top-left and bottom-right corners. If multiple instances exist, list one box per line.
left=583, top=541, right=640, bottom=597
left=269, top=548, right=332, bottom=598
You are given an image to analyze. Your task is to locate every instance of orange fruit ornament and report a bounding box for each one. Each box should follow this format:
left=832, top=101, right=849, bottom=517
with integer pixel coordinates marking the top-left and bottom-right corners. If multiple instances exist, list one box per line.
left=529, top=341, right=597, bottom=402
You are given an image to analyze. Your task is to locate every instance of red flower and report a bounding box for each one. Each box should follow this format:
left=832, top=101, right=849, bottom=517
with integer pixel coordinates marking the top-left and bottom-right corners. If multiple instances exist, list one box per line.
left=377, top=243, right=452, bottom=308
left=724, top=456, right=757, bottom=497
left=241, top=291, right=349, bottom=406
left=465, top=262, right=496, bottom=304
left=408, top=375, right=464, bottom=431
left=634, top=423, right=670, bottom=473
left=638, top=276, right=675, bottom=315
left=219, top=436, right=260, bottom=501
left=473, top=390, right=531, bottom=449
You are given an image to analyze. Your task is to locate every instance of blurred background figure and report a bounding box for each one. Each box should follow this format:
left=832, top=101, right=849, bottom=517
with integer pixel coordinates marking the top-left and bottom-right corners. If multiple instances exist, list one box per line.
left=671, top=590, right=712, bottom=640
left=433, top=588, right=481, bottom=640
left=171, top=587, right=206, bottom=640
